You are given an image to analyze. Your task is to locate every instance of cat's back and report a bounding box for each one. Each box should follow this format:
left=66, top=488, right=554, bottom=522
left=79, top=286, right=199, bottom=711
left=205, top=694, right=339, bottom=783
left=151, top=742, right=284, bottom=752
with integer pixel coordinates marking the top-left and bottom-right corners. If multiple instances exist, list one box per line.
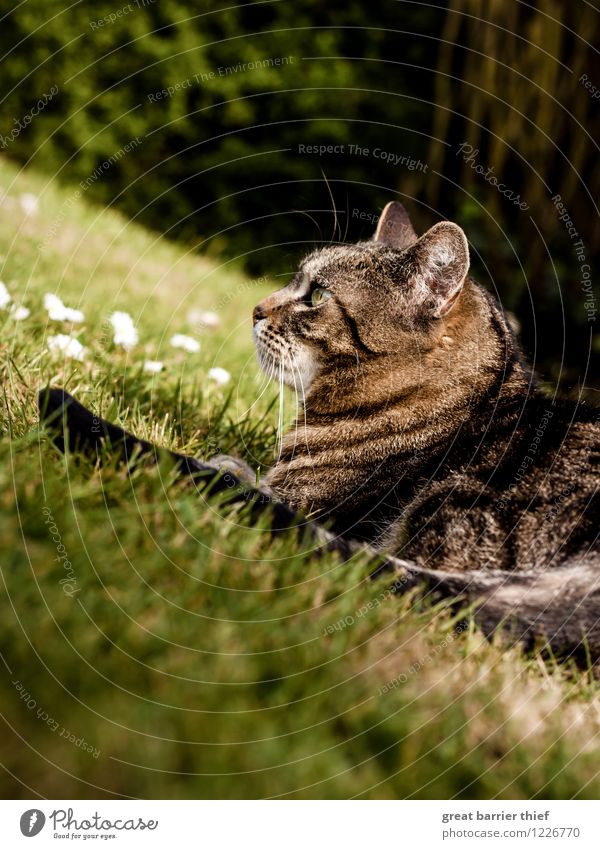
left=400, top=398, right=599, bottom=572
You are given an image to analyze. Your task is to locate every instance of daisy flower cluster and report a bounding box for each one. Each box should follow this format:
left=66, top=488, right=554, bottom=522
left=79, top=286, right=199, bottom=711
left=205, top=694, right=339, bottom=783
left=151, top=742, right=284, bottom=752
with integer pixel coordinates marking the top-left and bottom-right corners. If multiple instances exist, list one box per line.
left=0, top=277, right=231, bottom=386
left=0, top=280, right=30, bottom=320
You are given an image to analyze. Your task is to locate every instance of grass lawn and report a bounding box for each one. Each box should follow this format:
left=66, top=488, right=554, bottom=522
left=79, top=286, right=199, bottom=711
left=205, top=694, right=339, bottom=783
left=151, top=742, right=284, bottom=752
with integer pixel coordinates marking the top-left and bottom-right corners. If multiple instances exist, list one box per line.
left=1, top=155, right=600, bottom=800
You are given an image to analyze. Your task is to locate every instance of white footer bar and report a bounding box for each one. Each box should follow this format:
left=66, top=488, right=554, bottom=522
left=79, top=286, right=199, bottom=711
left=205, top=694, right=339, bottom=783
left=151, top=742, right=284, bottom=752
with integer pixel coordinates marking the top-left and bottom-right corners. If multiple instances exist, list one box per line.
left=0, top=800, right=598, bottom=848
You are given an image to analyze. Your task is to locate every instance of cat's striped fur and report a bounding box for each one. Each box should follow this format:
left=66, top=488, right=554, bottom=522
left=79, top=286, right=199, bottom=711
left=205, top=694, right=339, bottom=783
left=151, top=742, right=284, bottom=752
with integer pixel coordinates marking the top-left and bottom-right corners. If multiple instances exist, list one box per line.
left=40, top=202, right=600, bottom=664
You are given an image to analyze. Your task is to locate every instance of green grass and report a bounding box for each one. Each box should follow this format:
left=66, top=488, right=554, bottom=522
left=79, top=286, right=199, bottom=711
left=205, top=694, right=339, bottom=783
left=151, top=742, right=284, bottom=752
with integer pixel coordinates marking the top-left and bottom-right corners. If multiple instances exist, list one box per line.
left=1, top=155, right=600, bottom=800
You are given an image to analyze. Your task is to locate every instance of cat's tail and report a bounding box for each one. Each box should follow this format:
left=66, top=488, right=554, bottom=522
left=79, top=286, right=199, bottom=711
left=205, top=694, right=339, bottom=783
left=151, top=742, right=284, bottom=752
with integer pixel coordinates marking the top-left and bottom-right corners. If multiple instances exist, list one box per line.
left=37, top=387, right=302, bottom=534
left=403, top=558, right=600, bottom=666
left=38, top=387, right=600, bottom=666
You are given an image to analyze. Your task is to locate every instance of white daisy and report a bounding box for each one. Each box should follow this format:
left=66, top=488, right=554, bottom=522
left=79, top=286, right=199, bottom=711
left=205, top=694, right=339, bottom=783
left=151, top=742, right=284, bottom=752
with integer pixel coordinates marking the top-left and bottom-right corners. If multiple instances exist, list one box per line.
left=110, top=311, right=138, bottom=350
left=47, top=334, right=85, bottom=361
left=0, top=281, right=11, bottom=309
left=11, top=305, right=30, bottom=320
left=19, top=193, right=39, bottom=216
left=143, top=359, right=163, bottom=373
left=188, top=308, right=220, bottom=328
left=208, top=367, right=231, bottom=386
left=170, top=333, right=200, bottom=353
left=44, top=293, right=84, bottom=323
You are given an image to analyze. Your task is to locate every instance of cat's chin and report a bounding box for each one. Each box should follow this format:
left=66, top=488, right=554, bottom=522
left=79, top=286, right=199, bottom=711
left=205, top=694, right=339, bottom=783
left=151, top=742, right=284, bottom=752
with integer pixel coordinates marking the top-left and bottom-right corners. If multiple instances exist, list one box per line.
left=280, top=355, right=317, bottom=393
left=253, top=327, right=317, bottom=394
left=262, top=353, right=317, bottom=394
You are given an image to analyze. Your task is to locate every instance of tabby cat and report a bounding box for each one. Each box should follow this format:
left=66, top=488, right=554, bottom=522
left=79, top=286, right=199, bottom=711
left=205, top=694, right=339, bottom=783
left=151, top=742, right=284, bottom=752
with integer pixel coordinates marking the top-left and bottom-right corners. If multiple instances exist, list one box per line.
left=40, top=202, right=600, bottom=664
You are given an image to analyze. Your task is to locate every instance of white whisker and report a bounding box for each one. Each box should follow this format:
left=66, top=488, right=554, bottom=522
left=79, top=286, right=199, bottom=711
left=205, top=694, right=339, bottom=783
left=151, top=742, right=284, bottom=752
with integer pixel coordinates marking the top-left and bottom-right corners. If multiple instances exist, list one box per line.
left=276, top=358, right=285, bottom=461
left=289, top=349, right=319, bottom=490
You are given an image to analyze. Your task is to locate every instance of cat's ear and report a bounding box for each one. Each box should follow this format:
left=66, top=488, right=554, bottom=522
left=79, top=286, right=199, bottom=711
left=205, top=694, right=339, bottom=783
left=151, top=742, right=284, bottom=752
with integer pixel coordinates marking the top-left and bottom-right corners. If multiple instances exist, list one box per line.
left=373, top=201, right=418, bottom=250
left=404, top=221, right=469, bottom=318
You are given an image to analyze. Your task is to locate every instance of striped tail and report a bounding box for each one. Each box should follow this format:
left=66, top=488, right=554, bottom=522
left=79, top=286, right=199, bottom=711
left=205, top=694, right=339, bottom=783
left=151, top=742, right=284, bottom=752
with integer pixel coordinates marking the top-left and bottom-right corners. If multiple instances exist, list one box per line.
left=38, top=387, right=301, bottom=532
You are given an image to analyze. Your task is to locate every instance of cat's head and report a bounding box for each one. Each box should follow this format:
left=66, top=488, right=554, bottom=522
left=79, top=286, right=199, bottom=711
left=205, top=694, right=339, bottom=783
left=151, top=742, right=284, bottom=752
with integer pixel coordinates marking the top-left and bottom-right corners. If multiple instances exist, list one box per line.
left=253, top=201, right=470, bottom=392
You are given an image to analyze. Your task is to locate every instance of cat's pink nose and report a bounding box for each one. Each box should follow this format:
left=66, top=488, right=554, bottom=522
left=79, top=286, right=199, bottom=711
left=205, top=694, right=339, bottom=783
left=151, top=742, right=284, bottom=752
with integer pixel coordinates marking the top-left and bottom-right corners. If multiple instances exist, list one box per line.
left=253, top=304, right=266, bottom=325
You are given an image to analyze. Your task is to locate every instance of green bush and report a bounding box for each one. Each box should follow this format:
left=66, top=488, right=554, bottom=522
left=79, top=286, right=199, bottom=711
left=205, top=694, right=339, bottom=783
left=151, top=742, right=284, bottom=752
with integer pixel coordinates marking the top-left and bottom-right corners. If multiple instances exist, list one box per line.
left=0, top=0, right=436, bottom=271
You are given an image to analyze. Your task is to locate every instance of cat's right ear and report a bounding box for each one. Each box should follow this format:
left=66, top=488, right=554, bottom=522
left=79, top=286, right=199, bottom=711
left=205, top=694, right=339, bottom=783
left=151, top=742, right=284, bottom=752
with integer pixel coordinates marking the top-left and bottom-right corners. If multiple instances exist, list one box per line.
left=373, top=201, right=418, bottom=251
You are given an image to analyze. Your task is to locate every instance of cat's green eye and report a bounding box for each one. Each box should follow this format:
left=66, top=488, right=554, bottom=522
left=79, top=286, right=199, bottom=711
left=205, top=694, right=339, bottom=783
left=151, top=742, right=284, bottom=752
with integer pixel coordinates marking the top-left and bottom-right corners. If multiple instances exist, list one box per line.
left=311, top=285, right=332, bottom=307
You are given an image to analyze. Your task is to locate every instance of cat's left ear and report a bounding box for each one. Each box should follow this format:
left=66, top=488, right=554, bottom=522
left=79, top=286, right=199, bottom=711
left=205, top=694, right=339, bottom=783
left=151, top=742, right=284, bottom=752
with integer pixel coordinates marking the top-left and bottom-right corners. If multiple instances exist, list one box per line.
left=374, top=201, right=418, bottom=250
left=404, top=221, right=469, bottom=318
